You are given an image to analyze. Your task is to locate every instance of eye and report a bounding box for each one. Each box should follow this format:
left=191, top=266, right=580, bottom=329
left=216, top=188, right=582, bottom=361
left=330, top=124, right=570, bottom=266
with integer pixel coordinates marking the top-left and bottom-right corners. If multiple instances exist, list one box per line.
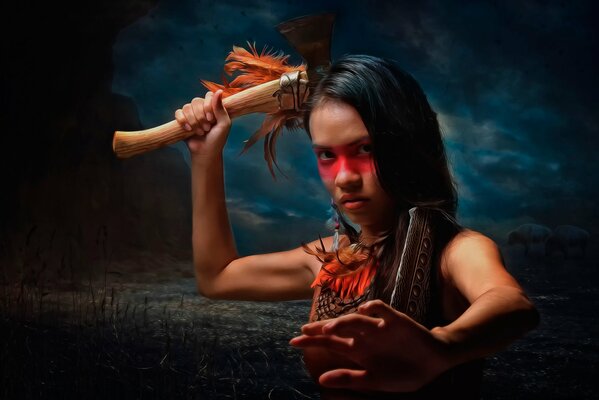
left=317, top=150, right=335, bottom=161
left=358, top=143, right=373, bottom=154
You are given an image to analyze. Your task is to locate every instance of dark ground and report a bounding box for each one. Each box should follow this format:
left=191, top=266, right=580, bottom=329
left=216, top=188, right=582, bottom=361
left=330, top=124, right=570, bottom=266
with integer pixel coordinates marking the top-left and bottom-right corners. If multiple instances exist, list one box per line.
left=1, top=246, right=598, bottom=399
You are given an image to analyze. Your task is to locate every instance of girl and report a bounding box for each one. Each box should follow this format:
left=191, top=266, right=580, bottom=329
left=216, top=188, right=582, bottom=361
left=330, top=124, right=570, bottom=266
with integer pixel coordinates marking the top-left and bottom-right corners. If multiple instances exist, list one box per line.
left=175, top=55, right=539, bottom=399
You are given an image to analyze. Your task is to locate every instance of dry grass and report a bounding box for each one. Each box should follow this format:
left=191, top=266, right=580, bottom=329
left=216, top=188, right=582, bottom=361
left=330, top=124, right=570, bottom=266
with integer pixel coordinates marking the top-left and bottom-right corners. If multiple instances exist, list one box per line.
left=0, top=225, right=318, bottom=399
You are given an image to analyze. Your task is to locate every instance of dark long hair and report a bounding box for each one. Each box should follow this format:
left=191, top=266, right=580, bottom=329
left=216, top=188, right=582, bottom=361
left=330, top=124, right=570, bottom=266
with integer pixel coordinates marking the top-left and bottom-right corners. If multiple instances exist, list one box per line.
left=303, top=55, right=461, bottom=301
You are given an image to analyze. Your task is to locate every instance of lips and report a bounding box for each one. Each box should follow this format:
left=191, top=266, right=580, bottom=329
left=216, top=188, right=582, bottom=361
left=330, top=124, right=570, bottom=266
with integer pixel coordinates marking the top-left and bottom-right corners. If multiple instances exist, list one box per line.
left=339, top=195, right=369, bottom=210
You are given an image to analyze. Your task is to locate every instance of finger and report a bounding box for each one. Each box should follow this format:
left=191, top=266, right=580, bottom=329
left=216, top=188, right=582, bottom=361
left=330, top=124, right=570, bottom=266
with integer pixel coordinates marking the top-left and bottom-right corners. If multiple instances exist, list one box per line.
left=212, top=89, right=230, bottom=122
left=182, top=103, right=198, bottom=131
left=319, top=369, right=372, bottom=391
left=175, top=109, right=192, bottom=131
left=323, top=315, right=383, bottom=339
left=203, top=91, right=214, bottom=122
left=190, top=97, right=210, bottom=132
left=357, top=299, right=400, bottom=322
left=289, top=334, right=353, bottom=353
left=301, top=319, right=333, bottom=335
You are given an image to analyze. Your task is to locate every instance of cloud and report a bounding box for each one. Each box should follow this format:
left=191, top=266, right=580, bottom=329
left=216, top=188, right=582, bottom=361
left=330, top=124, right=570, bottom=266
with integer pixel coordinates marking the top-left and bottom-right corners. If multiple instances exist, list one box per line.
left=226, top=198, right=274, bottom=227
left=112, top=0, right=599, bottom=246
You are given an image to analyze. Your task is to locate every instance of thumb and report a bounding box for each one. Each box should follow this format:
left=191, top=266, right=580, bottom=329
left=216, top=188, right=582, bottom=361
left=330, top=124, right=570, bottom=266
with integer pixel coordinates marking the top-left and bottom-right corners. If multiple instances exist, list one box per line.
left=211, top=89, right=230, bottom=122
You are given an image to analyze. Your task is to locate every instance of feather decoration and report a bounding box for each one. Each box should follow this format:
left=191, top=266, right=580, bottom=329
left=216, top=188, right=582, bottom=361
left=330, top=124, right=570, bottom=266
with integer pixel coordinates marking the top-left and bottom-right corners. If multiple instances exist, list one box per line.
left=303, top=239, right=378, bottom=300
left=201, top=42, right=307, bottom=177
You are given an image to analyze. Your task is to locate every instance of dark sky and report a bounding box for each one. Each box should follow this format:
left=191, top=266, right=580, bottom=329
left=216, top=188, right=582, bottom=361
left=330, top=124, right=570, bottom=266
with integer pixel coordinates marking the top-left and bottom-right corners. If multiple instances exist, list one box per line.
left=111, top=0, right=598, bottom=254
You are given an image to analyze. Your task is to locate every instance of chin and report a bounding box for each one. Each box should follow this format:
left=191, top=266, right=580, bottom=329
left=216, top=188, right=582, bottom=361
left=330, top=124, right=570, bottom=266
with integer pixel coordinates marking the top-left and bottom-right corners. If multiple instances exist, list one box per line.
left=343, top=211, right=372, bottom=227
left=340, top=215, right=364, bottom=231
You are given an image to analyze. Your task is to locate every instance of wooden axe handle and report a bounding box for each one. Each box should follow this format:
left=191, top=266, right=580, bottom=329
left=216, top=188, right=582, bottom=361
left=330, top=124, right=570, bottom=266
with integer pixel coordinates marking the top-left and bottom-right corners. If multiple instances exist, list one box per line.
left=113, top=78, right=282, bottom=158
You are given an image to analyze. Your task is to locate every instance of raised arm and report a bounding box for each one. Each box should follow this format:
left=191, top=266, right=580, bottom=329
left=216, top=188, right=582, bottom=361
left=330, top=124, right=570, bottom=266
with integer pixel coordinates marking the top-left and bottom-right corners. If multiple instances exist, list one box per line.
left=176, top=90, right=323, bottom=301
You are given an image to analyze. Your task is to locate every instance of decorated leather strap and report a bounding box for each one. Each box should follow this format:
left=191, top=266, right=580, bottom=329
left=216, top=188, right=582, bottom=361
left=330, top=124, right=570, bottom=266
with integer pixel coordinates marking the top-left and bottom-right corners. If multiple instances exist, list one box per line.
left=389, top=207, right=435, bottom=324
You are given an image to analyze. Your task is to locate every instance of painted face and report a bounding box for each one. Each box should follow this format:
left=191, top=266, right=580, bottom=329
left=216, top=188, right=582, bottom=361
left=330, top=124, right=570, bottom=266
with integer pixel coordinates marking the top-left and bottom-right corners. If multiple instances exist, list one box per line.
left=309, top=100, right=397, bottom=235
left=313, top=138, right=375, bottom=181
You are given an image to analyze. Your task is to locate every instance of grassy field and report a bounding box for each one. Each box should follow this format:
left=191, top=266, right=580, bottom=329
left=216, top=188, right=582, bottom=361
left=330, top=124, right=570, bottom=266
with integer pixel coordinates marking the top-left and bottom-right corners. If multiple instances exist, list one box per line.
left=0, top=276, right=319, bottom=399
left=1, top=233, right=598, bottom=399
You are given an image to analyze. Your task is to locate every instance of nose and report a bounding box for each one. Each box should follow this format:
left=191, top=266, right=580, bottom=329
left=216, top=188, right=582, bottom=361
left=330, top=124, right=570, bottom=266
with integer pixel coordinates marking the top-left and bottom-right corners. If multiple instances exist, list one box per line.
left=334, top=156, right=362, bottom=189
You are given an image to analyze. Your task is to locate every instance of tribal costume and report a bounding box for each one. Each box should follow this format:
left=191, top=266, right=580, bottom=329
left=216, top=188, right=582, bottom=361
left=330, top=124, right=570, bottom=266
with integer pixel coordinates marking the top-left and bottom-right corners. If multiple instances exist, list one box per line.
left=305, top=209, right=484, bottom=399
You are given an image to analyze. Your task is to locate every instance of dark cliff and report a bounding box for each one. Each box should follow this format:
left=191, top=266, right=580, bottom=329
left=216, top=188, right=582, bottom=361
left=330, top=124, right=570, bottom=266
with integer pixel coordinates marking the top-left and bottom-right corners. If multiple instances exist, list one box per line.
left=0, top=1, right=193, bottom=280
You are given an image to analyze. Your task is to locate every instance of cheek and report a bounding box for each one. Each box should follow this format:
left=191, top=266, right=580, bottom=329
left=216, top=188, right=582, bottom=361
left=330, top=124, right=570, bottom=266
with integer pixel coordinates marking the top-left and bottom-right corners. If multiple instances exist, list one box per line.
left=353, top=157, right=376, bottom=175
left=317, top=161, right=337, bottom=182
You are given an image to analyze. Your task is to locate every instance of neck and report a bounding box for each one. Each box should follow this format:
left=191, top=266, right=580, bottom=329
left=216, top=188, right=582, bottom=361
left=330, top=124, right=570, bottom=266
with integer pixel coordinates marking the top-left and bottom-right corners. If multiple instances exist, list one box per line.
left=359, top=223, right=394, bottom=245
left=357, top=207, right=405, bottom=245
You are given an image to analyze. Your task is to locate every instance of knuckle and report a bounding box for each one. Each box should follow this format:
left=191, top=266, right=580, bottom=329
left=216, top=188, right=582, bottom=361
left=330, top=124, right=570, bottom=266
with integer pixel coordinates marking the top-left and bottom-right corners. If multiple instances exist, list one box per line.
left=193, top=103, right=205, bottom=115
left=338, top=317, right=356, bottom=326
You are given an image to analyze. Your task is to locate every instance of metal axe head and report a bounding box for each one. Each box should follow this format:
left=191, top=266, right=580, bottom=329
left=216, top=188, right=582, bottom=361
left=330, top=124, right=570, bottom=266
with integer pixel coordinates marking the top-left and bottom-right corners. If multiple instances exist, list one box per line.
left=276, top=13, right=335, bottom=89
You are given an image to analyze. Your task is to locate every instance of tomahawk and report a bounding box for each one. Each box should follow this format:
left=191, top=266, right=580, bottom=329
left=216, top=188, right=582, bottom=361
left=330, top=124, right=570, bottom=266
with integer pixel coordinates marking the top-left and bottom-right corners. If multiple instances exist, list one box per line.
left=112, top=14, right=335, bottom=159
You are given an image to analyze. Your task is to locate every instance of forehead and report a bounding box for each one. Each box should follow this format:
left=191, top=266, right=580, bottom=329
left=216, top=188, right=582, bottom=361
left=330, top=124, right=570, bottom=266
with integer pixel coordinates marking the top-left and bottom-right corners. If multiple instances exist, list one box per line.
left=309, top=100, right=370, bottom=147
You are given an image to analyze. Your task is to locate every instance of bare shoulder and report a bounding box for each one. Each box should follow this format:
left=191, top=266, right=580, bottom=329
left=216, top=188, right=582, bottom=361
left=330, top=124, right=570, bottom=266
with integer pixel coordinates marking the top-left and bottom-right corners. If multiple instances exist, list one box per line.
left=442, top=229, right=501, bottom=266
left=440, top=229, right=521, bottom=302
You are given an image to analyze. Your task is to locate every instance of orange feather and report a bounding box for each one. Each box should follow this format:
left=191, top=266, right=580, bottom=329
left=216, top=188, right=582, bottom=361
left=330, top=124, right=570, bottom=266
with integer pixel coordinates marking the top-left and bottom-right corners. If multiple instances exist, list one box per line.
left=303, top=240, right=378, bottom=300
left=201, top=42, right=305, bottom=97
left=201, top=42, right=307, bottom=177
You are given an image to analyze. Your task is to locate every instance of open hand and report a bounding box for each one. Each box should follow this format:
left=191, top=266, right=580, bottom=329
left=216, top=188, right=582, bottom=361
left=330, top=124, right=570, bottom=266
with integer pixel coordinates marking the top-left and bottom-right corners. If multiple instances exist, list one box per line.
left=290, top=300, right=453, bottom=393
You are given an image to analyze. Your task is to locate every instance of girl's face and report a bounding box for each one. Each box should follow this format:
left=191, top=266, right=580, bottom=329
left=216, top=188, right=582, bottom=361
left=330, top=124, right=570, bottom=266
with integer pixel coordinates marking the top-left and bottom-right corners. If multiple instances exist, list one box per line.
left=309, top=100, right=397, bottom=235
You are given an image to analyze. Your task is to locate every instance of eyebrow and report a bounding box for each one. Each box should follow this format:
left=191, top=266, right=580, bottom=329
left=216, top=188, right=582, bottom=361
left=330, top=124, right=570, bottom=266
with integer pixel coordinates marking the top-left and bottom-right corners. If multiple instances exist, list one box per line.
left=312, top=136, right=371, bottom=150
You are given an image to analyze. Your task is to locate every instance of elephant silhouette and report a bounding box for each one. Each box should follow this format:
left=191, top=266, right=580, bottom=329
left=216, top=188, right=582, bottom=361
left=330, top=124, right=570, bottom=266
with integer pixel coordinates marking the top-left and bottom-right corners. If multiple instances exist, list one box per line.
left=545, top=225, right=589, bottom=259
left=507, top=223, right=551, bottom=256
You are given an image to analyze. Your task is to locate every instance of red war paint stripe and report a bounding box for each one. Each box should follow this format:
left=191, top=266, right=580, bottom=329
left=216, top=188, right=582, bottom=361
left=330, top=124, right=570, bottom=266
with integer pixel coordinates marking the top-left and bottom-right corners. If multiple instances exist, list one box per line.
left=313, top=139, right=375, bottom=181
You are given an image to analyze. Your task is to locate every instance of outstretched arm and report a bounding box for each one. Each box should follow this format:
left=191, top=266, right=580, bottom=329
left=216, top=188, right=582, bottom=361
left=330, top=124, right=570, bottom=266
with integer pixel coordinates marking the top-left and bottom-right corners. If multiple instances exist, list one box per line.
left=290, top=231, right=539, bottom=393
left=431, top=231, right=540, bottom=364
